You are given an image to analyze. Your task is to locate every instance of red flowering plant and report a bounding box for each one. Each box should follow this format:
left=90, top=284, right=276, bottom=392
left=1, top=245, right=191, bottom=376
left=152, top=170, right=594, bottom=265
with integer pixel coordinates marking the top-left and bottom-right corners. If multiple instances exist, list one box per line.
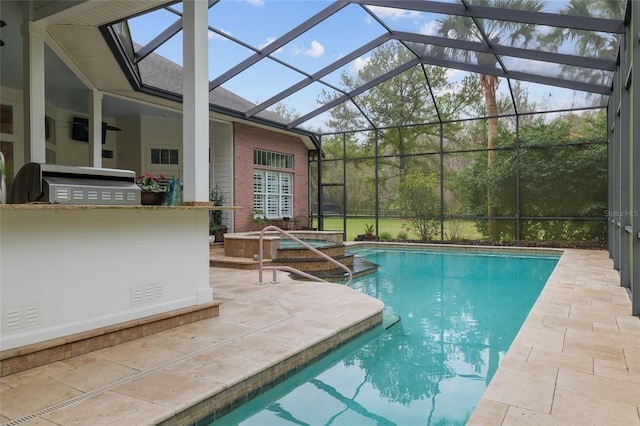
left=136, top=172, right=167, bottom=193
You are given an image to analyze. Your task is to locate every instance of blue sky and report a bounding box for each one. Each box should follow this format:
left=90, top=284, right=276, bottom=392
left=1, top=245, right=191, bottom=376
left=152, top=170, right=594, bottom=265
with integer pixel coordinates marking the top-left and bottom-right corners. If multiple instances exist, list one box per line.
left=126, top=0, right=611, bottom=131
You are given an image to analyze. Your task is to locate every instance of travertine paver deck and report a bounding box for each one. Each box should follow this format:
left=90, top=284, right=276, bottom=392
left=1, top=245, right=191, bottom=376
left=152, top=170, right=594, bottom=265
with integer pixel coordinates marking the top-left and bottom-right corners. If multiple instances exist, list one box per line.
left=468, top=249, right=640, bottom=425
left=0, top=267, right=383, bottom=425
left=1, top=248, right=638, bottom=425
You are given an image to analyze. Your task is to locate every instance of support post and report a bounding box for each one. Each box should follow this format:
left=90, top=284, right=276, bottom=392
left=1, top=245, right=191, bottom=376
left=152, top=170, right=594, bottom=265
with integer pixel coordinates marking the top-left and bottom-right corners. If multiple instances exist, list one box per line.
left=21, top=21, right=46, bottom=164
left=88, top=89, right=103, bottom=168
left=182, top=0, right=209, bottom=203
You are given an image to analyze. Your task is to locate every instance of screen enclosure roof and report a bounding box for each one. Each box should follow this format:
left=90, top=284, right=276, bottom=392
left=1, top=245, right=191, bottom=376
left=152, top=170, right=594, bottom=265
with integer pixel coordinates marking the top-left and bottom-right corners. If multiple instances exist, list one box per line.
left=104, top=0, right=625, bottom=136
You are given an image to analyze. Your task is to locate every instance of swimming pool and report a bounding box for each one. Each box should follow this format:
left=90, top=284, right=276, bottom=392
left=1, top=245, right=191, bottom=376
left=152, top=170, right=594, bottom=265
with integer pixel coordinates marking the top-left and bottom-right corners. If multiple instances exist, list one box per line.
left=212, top=247, right=559, bottom=425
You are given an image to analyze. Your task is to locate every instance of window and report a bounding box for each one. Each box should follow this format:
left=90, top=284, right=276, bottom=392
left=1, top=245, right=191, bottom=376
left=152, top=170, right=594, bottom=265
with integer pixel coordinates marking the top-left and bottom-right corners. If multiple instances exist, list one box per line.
left=151, top=147, right=179, bottom=165
left=254, top=170, right=293, bottom=218
left=253, top=149, right=293, bottom=169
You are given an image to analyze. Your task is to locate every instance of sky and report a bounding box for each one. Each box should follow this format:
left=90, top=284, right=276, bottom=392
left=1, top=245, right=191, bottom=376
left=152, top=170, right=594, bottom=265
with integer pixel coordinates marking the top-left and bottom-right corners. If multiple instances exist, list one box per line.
left=125, top=0, right=615, bottom=132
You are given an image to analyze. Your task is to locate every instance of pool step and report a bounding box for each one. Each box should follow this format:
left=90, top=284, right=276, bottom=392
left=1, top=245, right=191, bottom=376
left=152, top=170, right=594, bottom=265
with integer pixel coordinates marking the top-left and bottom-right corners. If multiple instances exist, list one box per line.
left=271, top=252, right=354, bottom=271
left=382, top=311, right=401, bottom=329
left=287, top=255, right=378, bottom=282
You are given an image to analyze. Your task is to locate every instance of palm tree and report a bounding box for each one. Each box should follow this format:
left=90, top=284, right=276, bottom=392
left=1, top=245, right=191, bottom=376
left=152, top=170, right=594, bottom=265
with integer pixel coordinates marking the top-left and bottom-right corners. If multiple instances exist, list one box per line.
left=538, top=0, right=625, bottom=94
left=436, top=0, right=544, bottom=241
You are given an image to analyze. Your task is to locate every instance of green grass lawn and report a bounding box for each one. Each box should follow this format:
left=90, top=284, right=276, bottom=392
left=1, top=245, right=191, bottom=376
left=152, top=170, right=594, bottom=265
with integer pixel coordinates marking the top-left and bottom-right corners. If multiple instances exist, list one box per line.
left=318, top=217, right=482, bottom=242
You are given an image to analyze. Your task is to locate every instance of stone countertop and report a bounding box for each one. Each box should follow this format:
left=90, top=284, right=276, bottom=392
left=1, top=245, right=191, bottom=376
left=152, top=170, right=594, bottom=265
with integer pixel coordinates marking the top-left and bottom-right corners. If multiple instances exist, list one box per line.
left=0, top=203, right=242, bottom=211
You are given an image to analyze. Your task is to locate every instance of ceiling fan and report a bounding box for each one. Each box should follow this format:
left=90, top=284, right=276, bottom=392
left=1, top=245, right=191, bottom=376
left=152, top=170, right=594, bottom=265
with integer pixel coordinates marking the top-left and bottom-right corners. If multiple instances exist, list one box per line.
left=101, top=124, right=122, bottom=132
left=65, top=118, right=122, bottom=132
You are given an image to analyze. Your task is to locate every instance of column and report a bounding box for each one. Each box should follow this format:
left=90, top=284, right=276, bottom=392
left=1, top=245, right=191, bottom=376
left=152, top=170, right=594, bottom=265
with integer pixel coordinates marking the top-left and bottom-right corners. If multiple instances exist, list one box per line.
left=21, top=21, right=46, bottom=164
left=88, top=89, right=103, bottom=168
left=182, top=0, right=209, bottom=203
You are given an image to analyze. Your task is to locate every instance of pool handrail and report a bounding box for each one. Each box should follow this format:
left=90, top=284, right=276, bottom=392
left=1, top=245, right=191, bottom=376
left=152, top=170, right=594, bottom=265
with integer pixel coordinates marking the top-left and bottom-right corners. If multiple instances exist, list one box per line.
left=257, top=225, right=353, bottom=286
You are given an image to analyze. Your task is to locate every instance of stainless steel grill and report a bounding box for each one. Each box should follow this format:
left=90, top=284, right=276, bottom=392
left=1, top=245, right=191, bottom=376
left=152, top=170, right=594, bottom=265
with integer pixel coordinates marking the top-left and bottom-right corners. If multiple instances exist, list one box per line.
left=10, top=163, right=141, bottom=205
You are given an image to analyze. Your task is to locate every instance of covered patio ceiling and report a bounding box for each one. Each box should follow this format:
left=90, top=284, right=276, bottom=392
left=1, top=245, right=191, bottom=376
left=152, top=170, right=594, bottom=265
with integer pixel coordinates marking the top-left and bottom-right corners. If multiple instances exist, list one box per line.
left=104, top=0, right=624, bottom=135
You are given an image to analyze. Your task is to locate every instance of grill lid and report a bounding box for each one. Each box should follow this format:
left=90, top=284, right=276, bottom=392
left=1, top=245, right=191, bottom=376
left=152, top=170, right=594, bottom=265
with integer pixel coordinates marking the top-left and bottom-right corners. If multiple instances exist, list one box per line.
left=11, top=163, right=141, bottom=205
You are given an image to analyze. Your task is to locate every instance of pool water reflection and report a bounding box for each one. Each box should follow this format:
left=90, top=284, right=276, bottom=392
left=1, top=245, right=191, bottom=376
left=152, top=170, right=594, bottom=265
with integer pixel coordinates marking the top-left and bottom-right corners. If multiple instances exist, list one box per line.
left=213, top=248, right=559, bottom=425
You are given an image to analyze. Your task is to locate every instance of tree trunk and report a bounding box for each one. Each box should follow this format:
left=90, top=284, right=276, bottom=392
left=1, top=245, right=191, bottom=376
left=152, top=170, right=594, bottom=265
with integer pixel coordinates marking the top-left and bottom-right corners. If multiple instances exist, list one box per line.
left=481, top=74, right=499, bottom=242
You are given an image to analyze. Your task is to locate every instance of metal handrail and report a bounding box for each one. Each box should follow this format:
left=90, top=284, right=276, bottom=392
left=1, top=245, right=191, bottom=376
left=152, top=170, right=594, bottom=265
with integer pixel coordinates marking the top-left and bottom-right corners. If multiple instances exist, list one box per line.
left=257, top=225, right=353, bottom=286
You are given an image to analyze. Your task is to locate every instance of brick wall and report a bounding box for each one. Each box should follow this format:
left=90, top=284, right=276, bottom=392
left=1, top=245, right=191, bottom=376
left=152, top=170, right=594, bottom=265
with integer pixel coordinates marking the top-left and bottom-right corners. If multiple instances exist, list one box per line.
left=233, top=123, right=310, bottom=232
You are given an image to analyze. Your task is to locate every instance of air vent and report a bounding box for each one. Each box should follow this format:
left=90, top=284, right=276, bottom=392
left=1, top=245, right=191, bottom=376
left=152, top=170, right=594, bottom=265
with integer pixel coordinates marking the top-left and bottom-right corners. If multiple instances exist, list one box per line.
left=131, top=285, right=164, bottom=305
left=54, top=188, right=70, bottom=201
left=2, top=304, right=41, bottom=331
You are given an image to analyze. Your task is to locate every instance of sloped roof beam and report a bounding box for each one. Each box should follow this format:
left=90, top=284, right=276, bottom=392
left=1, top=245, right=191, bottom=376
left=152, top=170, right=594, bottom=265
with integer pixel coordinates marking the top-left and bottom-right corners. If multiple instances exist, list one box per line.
left=245, top=34, right=392, bottom=118
left=209, top=1, right=349, bottom=90
left=419, top=55, right=611, bottom=95
left=288, top=59, right=420, bottom=129
left=135, top=0, right=218, bottom=64
left=353, top=0, right=624, bottom=33
left=135, top=19, right=182, bottom=63
left=397, top=32, right=616, bottom=71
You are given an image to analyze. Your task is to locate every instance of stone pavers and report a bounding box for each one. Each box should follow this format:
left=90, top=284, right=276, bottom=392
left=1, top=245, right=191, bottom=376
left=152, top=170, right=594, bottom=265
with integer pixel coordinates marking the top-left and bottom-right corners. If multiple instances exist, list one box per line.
left=468, top=249, right=640, bottom=426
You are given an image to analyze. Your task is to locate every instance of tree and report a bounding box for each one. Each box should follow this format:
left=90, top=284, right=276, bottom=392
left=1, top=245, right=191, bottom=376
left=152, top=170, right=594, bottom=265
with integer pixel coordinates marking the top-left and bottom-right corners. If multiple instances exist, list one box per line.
left=320, top=41, right=481, bottom=178
left=436, top=0, right=545, bottom=241
left=394, top=170, right=440, bottom=241
left=454, top=111, right=607, bottom=245
left=317, top=41, right=482, bottom=219
left=538, top=0, right=625, bottom=93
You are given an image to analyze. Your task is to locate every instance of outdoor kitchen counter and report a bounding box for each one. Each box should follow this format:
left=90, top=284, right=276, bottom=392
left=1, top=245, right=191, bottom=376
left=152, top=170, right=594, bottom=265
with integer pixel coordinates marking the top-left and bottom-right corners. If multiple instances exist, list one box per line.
left=0, top=203, right=239, bottom=210
left=0, top=204, right=223, bottom=352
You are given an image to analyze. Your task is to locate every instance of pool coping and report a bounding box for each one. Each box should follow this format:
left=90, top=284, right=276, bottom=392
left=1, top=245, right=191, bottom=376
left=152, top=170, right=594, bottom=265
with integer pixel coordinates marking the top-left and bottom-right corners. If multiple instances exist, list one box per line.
left=468, top=248, right=640, bottom=425
left=345, top=240, right=565, bottom=257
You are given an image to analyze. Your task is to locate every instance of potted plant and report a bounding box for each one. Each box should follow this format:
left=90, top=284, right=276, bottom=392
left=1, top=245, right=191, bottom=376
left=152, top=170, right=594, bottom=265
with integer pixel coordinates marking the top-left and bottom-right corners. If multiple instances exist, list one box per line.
left=251, top=209, right=269, bottom=230
left=209, top=188, right=227, bottom=242
left=364, top=223, right=376, bottom=241
left=136, top=172, right=167, bottom=205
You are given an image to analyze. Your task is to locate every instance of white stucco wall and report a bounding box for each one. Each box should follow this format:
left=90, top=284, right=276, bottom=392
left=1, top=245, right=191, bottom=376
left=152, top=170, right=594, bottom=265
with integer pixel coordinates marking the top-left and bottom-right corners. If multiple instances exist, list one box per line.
left=0, top=207, right=211, bottom=350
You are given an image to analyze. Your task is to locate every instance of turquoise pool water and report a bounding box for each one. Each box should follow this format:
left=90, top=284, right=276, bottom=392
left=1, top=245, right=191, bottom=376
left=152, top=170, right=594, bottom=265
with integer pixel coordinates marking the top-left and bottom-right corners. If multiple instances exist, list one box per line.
left=278, top=238, right=334, bottom=249
left=213, top=248, right=559, bottom=425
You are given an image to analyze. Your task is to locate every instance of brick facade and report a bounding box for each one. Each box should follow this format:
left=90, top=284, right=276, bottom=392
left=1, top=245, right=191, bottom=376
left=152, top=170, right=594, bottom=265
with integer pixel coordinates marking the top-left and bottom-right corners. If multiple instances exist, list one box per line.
left=233, top=123, right=310, bottom=232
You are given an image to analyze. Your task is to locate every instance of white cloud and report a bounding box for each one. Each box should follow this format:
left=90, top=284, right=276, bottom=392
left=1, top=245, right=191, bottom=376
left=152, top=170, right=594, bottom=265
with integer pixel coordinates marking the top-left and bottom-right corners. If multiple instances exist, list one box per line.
left=351, top=56, right=370, bottom=75
left=420, top=21, right=439, bottom=36
left=303, top=40, right=324, bottom=58
left=368, top=5, right=421, bottom=21
left=259, top=37, right=284, bottom=54
left=245, top=0, right=264, bottom=6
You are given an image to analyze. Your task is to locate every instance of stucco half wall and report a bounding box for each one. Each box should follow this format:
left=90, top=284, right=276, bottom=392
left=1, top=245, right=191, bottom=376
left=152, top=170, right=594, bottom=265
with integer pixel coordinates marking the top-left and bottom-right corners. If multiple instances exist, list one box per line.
left=0, top=207, right=211, bottom=350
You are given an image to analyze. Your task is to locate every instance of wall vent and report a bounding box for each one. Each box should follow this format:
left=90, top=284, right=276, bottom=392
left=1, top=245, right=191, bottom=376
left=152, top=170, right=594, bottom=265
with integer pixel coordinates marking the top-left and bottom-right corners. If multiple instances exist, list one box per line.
left=131, top=285, right=164, bottom=305
left=1, top=304, right=41, bottom=331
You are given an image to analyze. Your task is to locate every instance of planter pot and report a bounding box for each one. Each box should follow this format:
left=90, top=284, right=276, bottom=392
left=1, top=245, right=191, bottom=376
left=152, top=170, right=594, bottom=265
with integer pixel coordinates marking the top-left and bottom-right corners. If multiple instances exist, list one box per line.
left=214, top=227, right=227, bottom=242
left=140, top=191, right=167, bottom=206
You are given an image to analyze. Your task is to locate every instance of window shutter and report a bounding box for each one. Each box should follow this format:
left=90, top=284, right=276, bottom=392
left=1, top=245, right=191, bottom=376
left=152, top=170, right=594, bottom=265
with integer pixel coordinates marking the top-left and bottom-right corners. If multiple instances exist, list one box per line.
left=266, top=171, right=278, bottom=194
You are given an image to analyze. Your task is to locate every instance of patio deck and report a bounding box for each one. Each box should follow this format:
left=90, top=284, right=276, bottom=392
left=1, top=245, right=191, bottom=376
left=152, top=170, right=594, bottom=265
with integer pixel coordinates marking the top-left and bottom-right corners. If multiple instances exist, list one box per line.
left=0, top=248, right=638, bottom=425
